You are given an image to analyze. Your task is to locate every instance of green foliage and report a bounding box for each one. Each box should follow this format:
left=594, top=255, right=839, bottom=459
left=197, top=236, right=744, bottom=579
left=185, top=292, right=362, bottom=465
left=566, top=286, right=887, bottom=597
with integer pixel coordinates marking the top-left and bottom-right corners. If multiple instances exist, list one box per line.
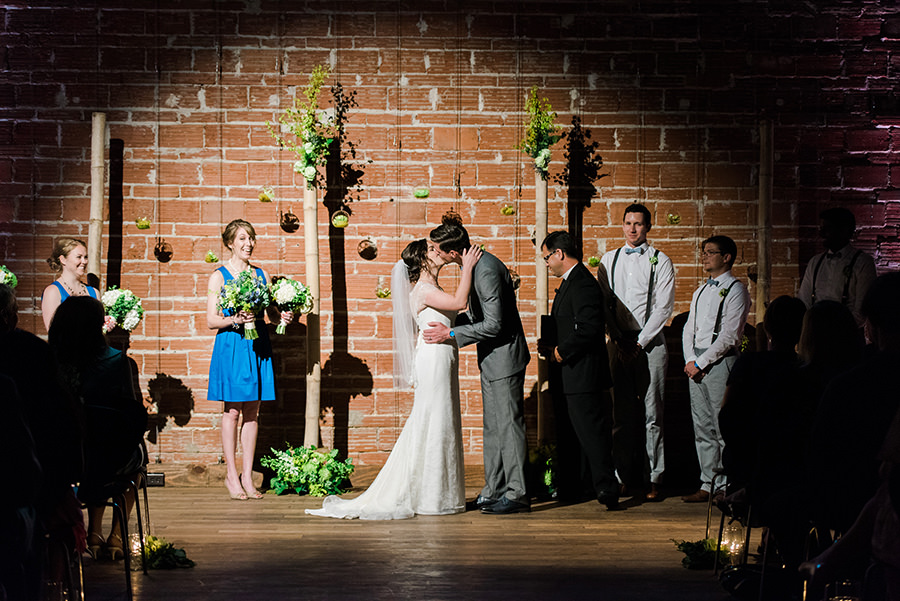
left=260, top=444, right=354, bottom=496
left=527, top=442, right=557, bottom=499
left=517, top=86, right=561, bottom=180
left=143, top=535, right=195, bottom=569
left=267, top=64, right=336, bottom=189
left=0, top=265, right=18, bottom=288
left=672, top=538, right=729, bottom=569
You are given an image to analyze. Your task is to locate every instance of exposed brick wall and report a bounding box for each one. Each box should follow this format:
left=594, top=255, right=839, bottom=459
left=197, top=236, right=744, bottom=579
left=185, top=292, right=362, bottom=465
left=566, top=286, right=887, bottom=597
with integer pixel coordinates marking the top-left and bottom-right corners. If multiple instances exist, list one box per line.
left=2, top=1, right=898, bottom=468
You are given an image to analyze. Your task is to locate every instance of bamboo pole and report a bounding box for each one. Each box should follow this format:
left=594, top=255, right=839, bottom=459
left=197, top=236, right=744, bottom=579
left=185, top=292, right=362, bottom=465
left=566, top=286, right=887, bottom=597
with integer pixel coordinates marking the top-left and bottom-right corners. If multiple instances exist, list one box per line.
left=303, top=184, right=322, bottom=447
left=88, top=112, right=106, bottom=285
left=757, top=120, right=773, bottom=326
left=535, top=172, right=549, bottom=442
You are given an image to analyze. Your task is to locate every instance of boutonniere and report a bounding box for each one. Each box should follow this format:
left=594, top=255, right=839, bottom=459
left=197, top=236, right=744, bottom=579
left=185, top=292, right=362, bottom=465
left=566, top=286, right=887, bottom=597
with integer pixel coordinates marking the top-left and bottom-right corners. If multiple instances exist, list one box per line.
left=649, top=255, right=659, bottom=265
left=843, top=265, right=852, bottom=278
left=719, top=287, right=729, bottom=298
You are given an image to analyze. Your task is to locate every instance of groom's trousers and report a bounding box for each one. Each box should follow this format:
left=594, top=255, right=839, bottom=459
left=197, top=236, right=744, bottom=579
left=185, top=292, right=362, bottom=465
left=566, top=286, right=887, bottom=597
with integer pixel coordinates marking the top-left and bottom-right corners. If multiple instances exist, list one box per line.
left=480, top=369, right=529, bottom=505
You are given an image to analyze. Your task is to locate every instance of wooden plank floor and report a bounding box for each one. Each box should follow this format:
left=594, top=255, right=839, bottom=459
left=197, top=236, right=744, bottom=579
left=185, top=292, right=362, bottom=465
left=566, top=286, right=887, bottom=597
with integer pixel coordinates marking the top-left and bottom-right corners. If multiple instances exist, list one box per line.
left=82, top=467, right=735, bottom=601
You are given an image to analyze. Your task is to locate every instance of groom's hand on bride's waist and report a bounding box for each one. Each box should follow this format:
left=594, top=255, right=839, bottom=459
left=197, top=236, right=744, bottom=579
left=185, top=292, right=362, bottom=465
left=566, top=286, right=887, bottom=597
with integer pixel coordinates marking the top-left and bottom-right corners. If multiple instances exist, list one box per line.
left=424, top=322, right=452, bottom=344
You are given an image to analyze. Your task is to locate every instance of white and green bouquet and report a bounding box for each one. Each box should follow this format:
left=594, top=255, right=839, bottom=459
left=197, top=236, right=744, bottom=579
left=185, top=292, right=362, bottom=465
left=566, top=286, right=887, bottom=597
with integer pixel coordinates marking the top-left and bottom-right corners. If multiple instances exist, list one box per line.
left=0, top=265, right=17, bottom=288
left=269, top=276, right=313, bottom=335
left=101, top=286, right=144, bottom=333
left=217, top=271, right=271, bottom=340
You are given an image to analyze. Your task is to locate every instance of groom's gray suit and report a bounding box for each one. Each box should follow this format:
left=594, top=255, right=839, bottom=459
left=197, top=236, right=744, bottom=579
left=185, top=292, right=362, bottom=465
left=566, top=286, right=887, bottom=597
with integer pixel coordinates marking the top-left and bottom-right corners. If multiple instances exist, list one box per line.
left=452, top=251, right=531, bottom=505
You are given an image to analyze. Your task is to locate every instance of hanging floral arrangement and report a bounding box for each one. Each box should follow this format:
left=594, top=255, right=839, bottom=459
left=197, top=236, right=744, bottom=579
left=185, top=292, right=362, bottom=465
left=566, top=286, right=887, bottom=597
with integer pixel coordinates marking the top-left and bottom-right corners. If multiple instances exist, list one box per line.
left=267, top=64, right=336, bottom=190
left=517, top=86, right=562, bottom=181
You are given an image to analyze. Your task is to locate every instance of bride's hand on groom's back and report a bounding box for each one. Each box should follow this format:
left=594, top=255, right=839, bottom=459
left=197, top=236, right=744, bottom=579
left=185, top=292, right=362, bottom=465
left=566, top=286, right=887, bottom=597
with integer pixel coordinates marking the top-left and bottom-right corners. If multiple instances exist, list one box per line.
left=461, top=245, right=483, bottom=270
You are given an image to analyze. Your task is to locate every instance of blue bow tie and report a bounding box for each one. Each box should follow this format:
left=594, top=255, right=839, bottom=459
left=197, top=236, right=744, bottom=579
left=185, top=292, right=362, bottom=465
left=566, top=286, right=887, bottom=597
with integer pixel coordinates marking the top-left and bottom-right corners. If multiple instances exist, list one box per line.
left=625, top=247, right=643, bottom=255
left=707, top=278, right=719, bottom=286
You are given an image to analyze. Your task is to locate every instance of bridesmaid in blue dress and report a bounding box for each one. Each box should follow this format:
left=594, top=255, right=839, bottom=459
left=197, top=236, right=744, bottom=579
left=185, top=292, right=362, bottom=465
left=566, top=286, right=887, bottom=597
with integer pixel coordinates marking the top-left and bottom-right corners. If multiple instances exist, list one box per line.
left=41, top=237, right=101, bottom=332
left=206, top=219, right=294, bottom=500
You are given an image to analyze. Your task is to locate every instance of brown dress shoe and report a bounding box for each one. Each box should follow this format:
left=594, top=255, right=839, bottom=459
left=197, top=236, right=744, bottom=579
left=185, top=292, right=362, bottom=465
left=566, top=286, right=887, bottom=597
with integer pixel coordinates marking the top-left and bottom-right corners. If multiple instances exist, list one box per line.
left=681, top=489, right=710, bottom=503
left=645, top=484, right=661, bottom=501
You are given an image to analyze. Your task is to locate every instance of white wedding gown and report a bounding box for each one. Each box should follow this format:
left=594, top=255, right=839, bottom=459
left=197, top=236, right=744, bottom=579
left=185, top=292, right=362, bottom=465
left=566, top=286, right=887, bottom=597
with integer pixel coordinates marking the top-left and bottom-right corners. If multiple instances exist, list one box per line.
left=306, top=282, right=465, bottom=519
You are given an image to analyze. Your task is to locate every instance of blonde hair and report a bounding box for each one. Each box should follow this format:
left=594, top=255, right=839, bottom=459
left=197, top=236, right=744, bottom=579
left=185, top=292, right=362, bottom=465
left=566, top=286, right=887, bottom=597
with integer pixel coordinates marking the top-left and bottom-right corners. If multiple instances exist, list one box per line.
left=47, top=238, right=87, bottom=273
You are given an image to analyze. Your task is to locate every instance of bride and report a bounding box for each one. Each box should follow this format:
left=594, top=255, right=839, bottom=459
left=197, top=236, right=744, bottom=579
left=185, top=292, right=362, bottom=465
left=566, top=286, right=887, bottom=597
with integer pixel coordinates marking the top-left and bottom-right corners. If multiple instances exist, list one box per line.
left=306, top=238, right=482, bottom=519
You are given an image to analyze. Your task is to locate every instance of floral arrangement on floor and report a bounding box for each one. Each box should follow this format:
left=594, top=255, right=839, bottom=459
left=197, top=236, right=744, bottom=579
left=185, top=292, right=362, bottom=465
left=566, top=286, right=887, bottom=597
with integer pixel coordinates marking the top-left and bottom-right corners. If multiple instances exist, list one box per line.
left=269, top=276, right=313, bottom=334
left=260, top=444, right=354, bottom=497
left=142, top=535, right=195, bottom=569
left=101, top=287, right=144, bottom=333
left=0, top=265, right=17, bottom=288
left=267, top=64, right=336, bottom=190
left=672, top=538, right=730, bottom=569
left=517, top=85, right=561, bottom=180
left=217, top=270, right=271, bottom=340
left=527, top=442, right=558, bottom=500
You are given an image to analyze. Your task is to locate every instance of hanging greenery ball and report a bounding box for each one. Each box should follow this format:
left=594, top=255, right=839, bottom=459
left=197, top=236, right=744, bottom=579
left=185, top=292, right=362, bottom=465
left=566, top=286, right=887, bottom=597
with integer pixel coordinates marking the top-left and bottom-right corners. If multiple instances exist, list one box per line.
left=331, top=211, right=349, bottom=228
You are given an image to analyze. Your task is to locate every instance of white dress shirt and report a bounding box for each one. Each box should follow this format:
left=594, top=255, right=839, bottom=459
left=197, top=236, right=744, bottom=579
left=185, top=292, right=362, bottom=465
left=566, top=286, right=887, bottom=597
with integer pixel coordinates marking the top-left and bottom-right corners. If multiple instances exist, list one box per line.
left=797, top=243, right=876, bottom=326
left=681, top=270, right=750, bottom=370
left=600, top=243, right=675, bottom=348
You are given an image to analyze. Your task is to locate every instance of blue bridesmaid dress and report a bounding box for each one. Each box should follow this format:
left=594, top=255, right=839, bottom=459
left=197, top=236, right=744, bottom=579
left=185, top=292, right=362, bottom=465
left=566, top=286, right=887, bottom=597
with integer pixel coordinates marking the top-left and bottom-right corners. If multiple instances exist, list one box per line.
left=207, top=266, right=276, bottom=402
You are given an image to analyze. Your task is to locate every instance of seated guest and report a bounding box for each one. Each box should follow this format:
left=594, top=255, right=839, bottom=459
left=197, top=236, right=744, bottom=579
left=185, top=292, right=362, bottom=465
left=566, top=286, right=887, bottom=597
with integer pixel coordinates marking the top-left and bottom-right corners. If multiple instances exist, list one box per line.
left=806, top=274, right=900, bottom=537
left=752, top=301, right=863, bottom=572
left=49, top=296, right=148, bottom=561
left=719, top=295, right=806, bottom=494
left=0, top=375, right=43, bottom=601
left=0, top=284, right=83, bottom=585
left=800, top=405, right=900, bottom=601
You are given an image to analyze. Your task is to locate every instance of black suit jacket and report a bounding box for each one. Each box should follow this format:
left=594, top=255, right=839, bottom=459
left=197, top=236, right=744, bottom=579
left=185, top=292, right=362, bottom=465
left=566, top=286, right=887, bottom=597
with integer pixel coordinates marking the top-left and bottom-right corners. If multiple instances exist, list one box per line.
left=548, top=262, right=613, bottom=394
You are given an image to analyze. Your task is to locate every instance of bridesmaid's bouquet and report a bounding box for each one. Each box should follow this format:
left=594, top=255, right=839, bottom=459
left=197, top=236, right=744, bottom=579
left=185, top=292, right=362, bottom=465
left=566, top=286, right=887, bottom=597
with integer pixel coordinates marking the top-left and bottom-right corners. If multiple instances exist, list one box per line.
left=101, top=287, right=144, bottom=333
left=269, top=276, right=313, bottom=335
left=0, top=265, right=17, bottom=288
left=218, top=271, right=271, bottom=340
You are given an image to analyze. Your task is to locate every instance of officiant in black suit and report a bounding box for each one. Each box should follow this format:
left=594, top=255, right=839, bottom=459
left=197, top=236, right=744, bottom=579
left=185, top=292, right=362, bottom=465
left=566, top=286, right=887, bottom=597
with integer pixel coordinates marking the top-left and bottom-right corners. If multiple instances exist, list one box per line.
left=538, top=231, right=619, bottom=510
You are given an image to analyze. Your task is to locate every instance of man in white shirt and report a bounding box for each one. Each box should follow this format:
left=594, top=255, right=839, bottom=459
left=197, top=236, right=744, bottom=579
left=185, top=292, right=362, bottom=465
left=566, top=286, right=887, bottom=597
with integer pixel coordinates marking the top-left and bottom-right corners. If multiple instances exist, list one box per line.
left=681, top=235, right=750, bottom=503
left=797, top=207, right=876, bottom=326
left=599, top=204, right=674, bottom=501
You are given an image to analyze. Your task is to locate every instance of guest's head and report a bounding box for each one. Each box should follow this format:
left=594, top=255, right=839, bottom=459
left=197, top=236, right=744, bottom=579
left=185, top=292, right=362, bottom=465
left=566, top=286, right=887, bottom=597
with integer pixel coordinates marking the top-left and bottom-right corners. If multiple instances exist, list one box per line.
left=541, top=231, right=582, bottom=277
left=48, top=296, right=107, bottom=368
left=47, top=237, right=88, bottom=276
left=763, top=295, right=806, bottom=352
left=222, top=219, right=256, bottom=248
left=429, top=212, right=470, bottom=262
left=401, top=239, right=433, bottom=284
left=701, top=235, right=737, bottom=276
left=861, top=272, right=900, bottom=352
left=622, top=203, right=652, bottom=248
left=0, top=284, right=17, bottom=334
left=819, top=207, right=856, bottom=251
left=798, top=300, right=863, bottom=367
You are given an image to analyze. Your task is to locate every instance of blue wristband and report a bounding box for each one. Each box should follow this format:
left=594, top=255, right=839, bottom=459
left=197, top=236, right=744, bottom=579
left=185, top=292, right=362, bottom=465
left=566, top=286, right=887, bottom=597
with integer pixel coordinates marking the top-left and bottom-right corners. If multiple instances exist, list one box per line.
left=449, top=330, right=455, bottom=338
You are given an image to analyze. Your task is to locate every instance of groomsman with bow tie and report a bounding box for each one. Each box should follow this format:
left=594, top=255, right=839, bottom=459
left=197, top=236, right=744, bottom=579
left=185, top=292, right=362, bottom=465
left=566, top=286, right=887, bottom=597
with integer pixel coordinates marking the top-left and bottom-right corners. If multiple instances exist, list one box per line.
left=681, top=235, right=750, bottom=503
left=797, top=207, right=876, bottom=326
left=598, top=204, right=675, bottom=502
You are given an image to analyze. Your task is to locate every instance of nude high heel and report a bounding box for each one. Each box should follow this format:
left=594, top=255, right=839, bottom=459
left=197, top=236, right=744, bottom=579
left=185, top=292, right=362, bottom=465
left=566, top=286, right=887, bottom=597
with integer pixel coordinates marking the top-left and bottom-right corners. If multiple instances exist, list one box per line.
left=106, top=533, right=124, bottom=561
left=87, top=532, right=105, bottom=560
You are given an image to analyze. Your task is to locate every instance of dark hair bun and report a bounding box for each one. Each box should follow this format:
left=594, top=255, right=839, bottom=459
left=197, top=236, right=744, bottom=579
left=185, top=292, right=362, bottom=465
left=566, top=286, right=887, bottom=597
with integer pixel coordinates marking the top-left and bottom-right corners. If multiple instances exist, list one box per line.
left=441, top=210, right=463, bottom=228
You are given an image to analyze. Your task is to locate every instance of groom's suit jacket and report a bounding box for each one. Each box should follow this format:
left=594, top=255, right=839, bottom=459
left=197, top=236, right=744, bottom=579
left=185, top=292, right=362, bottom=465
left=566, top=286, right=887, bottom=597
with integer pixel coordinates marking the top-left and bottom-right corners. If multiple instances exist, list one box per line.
left=452, top=251, right=530, bottom=381
left=549, top=262, right=613, bottom=394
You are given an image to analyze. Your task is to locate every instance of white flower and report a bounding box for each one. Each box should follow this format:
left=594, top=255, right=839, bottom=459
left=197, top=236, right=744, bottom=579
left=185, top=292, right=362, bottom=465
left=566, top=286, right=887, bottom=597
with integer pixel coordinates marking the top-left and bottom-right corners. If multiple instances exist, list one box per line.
left=303, top=142, right=314, bottom=154
left=535, top=148, right=552, bottom=170
left=274, top=284, right=296, bottom=305
left=303, top=165, right=317, bottom=180
left=293, top=160, right=305, bottom=173
left=123, top=309, right=142, bottom=331
left=102, top=289, right=124, bottom=307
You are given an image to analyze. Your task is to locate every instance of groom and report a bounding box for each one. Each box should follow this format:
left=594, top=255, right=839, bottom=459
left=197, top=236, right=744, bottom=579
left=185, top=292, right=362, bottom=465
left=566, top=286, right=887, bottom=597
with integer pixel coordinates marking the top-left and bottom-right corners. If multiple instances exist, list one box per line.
left=424, top=220, right=531, bottom=514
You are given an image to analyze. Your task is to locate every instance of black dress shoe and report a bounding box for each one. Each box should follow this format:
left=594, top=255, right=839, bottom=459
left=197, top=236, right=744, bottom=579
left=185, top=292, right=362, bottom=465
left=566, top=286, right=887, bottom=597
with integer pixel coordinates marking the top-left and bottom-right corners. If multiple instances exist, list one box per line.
left=597, top=493, right=620, bottom=511
left=480, top=498, right=530, bottom=514
left=466, top=495, right=498, bottom=511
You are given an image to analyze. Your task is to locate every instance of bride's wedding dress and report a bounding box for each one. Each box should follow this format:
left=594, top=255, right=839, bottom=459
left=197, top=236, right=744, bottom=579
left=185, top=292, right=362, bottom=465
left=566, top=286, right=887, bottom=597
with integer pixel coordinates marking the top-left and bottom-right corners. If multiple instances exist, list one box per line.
left=306, top=282, right=465, bottom=519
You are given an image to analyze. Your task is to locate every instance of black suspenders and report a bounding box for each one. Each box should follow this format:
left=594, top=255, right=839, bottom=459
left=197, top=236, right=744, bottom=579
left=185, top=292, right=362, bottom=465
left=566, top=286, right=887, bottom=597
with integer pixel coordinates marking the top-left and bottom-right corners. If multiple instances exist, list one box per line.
left=610, top=247, right=660, bottom=327
left=810, top=250, right=861, bottom=305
